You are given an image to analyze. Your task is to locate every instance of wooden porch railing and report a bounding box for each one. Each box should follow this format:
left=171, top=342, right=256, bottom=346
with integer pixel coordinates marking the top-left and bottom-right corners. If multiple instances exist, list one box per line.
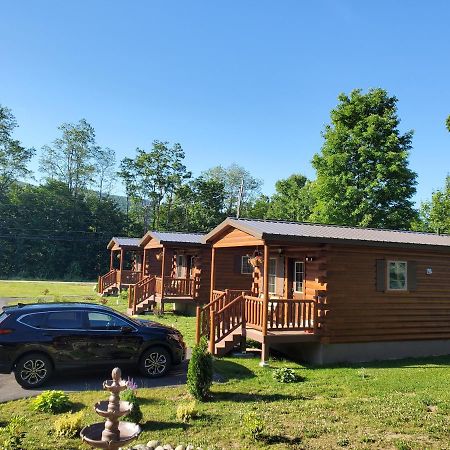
left=129, top=276, right=156, bottom=314
left=155, top=276, right=196, bottom=298
left=98, top=269, right=117, bottom=293
left=120, top=270, right=142, bottom=285
left=196, top=290, right=324, bottom=354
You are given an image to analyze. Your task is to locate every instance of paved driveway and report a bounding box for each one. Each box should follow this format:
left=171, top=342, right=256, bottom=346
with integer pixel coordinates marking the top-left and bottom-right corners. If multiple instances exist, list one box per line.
left=0, top=298, right=190, bottom=402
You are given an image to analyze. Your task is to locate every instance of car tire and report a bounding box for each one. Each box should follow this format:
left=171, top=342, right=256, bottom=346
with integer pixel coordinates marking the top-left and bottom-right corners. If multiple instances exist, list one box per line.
left=14, top=353, right=53, bottom=389
left=139, top=347, right=171, bottom=378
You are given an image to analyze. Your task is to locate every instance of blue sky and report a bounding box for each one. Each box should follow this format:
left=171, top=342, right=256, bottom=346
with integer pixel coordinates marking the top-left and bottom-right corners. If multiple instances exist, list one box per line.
left=1, top=0, right=449, bottom=204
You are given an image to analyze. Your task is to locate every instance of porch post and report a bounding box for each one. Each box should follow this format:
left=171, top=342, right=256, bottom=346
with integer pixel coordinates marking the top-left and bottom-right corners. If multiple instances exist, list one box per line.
left=260, top=243, right=269, bottom=366
left=160, top=247, right=166, bottom=312
left=142, top=248, right=147, bottom=277
left=110, top=250, right=114, bottom=271
left=209, top=247, right=216, bottom=302
left=119, top=248, right=124, bottom=290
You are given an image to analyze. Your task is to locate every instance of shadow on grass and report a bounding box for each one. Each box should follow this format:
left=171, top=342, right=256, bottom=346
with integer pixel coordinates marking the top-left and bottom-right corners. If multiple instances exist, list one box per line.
left=141, top=420, right=188, bottom=432
left=260, top=434, right=303, bottom=446
left=213, top=359, right=255, bottom=382
left=212, top=391, right=301, bottom=403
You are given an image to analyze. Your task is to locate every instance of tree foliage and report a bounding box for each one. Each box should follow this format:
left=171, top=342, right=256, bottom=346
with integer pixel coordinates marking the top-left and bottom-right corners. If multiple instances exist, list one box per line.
left=0, top=104, right=35, bottom=191
left=187, top=337, right=213, bottom=401
left=311, top=88, right=417, bottom=229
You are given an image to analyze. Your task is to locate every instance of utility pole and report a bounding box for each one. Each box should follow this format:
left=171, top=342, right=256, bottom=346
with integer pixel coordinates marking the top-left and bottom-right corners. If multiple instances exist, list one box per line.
left=236, top=178, right=244, bottom=218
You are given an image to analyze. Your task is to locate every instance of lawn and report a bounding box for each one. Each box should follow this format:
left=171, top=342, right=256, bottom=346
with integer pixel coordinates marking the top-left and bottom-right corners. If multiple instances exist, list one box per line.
left=0, top=280, right=96, bottom=298
left=1, top=282, right=450, bottom=449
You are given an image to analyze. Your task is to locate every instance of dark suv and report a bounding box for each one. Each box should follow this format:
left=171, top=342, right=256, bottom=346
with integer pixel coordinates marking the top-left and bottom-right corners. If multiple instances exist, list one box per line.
left=0, top=302, right=186, bottom=388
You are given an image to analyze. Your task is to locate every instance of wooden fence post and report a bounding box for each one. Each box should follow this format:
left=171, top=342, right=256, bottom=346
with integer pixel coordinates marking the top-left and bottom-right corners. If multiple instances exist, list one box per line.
left=209, top=308, right=215, bottom=354
left=195, top=306, right=201, bottom=344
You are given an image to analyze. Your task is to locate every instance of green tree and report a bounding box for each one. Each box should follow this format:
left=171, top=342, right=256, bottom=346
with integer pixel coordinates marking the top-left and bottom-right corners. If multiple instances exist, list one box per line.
left=92, top=146, right=116, bottom=199
left=446, top=115, right=450, bottom=132
left=311, top=88, right=417, bottom=229
left=0, top=105, right=34, bottom=191
left=202, top=163, right=262, bottom=217
left=40, top=119, right=96, bottom=197
left=118, top=141, right=191, bottom=230
left=266, top=174, right=315, bottom=221
left=415, top=175, right=450, bottom=234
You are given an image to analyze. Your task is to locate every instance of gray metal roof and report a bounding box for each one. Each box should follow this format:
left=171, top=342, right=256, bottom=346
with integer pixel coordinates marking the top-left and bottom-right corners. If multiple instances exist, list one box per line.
left=108, top=237, right=142, bottom=249
left=204, top=218, right=450, bottom=249
left=140, top=231, right=206, bottom=246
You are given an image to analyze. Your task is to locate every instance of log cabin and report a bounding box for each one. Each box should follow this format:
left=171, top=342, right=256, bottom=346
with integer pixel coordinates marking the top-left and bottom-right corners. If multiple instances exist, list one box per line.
left=128, top=231, right=212, bottom=315
left=98, top=237, right=143, bottom=294
left=196, top=218, right=450, bottom=365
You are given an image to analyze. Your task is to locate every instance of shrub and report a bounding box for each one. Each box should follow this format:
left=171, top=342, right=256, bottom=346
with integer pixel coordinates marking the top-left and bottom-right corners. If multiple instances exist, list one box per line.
left=242, top=411, right=264, bottom=440
left=32, top=390, right=72, bottom=414
left=119, top=290, right=128, bottom=301
left=53, top=411, right=84, bottom=437
left=176, top=401, right=198, bottom=423
left=272, top=367, right=301, bottom=383
left=187, top=337, right=213, bottom=401
left=121, top=389, right=143, bottom=424
left=0, top=416, right=26, bottom=450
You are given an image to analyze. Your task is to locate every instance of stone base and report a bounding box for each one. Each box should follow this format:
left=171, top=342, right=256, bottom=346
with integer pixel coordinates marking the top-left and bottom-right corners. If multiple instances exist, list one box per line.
left=271, top=339, right=450, bottom=365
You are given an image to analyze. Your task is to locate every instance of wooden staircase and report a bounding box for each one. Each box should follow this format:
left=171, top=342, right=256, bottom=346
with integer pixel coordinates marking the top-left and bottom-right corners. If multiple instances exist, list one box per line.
left=127, top=276, right=156, bottom=315
left=98, top=269, right=118, bottom=295
left=214, top=326, right=244, bottom=357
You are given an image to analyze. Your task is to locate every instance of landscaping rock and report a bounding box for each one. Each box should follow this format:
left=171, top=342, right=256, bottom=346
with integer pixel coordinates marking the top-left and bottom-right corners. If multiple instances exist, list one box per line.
left=175, top=446, right=186, bottom=450
left=186, top=446, right=195, bottom=450
left=133, top=445, right=150, bottom=450
left=147, top=441, right=161, bottom=450
left=163, top=445, right=173, bottom=450
left=154, top=446, right=165, bottom=450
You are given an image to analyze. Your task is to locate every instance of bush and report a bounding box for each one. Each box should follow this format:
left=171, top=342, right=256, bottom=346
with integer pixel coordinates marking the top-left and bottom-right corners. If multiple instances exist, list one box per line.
left=119, top=290, right=128, bottom=301
left=53, top=411, right=84, bottom=437
left=187, top=337, right=213, bottom=401
left=0, top=416, right=26, bottom=450
left=32, top=390, right=72, bottom=414
left=272, top=367, right=301, bottom=383
left=176, top=401, right=198, bottom=423
left=242, top=411, right=264, bottom=441
left=121, top=389, right=143, bottom=424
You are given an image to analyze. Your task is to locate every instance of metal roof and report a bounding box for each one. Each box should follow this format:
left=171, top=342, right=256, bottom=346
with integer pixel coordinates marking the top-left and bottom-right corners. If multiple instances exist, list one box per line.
left=107, top=237, right=142, bottom=249
left=139, top=231, right=206, bottom=246
left=204, top=218, right=450, bottom=249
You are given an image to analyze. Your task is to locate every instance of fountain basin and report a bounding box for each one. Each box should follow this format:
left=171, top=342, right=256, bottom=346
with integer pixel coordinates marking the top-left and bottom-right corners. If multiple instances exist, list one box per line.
left=80, top=421, right=141, bottom=449
left=103, top=379, right=128, bottom=391
left=94, top=400, right=133, bottom=418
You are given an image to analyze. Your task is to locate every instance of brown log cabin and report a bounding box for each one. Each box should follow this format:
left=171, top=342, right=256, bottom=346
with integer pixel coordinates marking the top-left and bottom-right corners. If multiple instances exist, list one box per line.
left=98, top=237, right=143, bottom=294
left=196, top=218, right=450, bottom=365
left=127, top=232, right=213, bottom=315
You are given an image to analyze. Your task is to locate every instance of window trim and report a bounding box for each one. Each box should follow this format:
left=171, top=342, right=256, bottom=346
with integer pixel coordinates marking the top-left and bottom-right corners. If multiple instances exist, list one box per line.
left=241, top=256, right=253, bottom=275
left=387, top=260, right=408, bottom=291
left=268, top=257, right=277, bottom=294
left=293, top=261, right=305, bottom=293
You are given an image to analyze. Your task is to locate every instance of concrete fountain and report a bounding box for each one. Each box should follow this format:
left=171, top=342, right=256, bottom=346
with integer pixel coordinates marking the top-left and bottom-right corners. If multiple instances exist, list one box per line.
left=80, top=367, right=141, bottom=450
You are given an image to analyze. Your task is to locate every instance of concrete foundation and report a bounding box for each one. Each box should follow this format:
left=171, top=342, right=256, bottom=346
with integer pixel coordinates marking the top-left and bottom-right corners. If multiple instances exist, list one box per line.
left=172, top=302, right=198, bottom=316
left=271, top=339, right=450, bottom=365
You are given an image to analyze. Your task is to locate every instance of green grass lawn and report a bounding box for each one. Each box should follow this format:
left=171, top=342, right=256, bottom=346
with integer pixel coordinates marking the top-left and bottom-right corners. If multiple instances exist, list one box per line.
left=0, top=280, right=96, bottom=298
left=1, top=282, right=450, bottom=449
left=1, top=355, right=450, bottom=449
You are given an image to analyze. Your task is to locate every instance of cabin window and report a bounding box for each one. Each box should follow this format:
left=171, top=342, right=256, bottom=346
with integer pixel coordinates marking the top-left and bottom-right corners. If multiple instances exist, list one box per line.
left=268, top=258, right=277, bottom=294
left=294, top=261, right=304, bottom=293
left=387, top=261, right=407, bottom=290
left=176, top=255, right=187, bottom=278
left=189, top=255, right=196, bottom=277
left=241, top=256, right=253, bottom=274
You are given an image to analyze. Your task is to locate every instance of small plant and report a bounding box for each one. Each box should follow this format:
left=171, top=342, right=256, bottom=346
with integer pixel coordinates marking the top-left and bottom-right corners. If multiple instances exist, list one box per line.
left=93, top=283, right=99, bottom=293
left=242, top=411, right=264, bottom=441
left=153, top=304, right=164, bottom=317
left=121, top=388, right=143, bottom=424
left=358, top=367, right=369, bottom=379
left=337, top=436, right=350, bottom=447
left=119, top=290, right=128, bottom=301
left=176, top=401, right=199, bottom=423
left=0, top=416, right=26, bottom=450
left=395, top=440, right=412, bottom=450
left=53, top=411, right=84, bottom=437
left=42, top=288, right=50, bottom=295
left=187, top=337, right=213, bottom=401
left=272, top=367, right=301, bottom=383
left=99, top=297, right=109, bottom=305
left=32, top=390, right=72, bottom=414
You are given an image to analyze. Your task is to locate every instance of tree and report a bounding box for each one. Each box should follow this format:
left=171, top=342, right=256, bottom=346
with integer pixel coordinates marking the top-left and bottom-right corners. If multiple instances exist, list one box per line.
left=311, top=88, right=417, bottom=229
left=446, top=115, right=450, bottom=132
left=202, top=163, right=262, bottom=217
left=266, top=174, right=315, bottom=221
left=92, top=146, right=116, bottom=199
left=0, top=104, right=35, bottom=191
left=118, top=141, right=191, bottom=230
left=40, top=119, right=96, bottom=197
left=416, top=175, right=450, bottom=234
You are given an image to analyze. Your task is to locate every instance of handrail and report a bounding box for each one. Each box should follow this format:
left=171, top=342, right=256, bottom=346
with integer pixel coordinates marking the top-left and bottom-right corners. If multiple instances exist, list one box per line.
left=196, top=291, right=227, bottom=343
left=130, top=275, right=156, bottom=314
left=155, top=276, right=196, bottom=298
left=211, top=295, right=244, bottom=351
left=98, top=269, right=117, bottom=293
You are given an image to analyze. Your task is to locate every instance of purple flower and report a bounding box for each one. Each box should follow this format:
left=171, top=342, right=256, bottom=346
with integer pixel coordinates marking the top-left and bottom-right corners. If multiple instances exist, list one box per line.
left=126, top=376, right=138, bottom=391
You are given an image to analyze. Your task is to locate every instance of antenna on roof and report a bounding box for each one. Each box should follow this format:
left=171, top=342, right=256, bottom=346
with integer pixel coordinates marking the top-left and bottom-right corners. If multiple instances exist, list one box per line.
left=236, top=178, right=244, bottom=219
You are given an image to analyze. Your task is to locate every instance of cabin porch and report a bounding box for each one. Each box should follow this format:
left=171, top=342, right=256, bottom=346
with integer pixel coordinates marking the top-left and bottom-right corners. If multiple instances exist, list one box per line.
left=98, top=238, right=143, bottom=294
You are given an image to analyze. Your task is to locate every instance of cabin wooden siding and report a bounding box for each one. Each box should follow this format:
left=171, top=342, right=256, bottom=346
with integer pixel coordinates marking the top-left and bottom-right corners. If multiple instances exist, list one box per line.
left=323, top=244, right=450, bottom=344
left=212, top=227, right=264, bottom=248
left=213, top=247, right=255, bottom=292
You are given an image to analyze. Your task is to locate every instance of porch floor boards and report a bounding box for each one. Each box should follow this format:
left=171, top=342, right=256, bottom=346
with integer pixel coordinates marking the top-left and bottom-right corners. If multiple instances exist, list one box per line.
left=246, top=327, right=319, bottom=344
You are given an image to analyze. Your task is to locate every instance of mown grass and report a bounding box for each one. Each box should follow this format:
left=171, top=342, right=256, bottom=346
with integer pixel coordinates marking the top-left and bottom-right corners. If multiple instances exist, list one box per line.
left=1, top=355, right=450, bottom=449
left=0, top=280, right=96, bottom=298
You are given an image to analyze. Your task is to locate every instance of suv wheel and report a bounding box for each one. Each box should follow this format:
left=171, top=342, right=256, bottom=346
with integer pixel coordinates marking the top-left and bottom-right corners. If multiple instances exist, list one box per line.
left=139, top=347, right=171, bottom=378
left=14, top=353, right=53, bottom=389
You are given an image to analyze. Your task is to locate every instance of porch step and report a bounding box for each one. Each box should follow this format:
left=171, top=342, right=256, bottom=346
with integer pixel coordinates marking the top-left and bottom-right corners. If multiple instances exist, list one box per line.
left=101, top=285, right=118, bottom=296
left=214, top=327, right=243, bottom=357
left=127, top=298, right=155, bottom=316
